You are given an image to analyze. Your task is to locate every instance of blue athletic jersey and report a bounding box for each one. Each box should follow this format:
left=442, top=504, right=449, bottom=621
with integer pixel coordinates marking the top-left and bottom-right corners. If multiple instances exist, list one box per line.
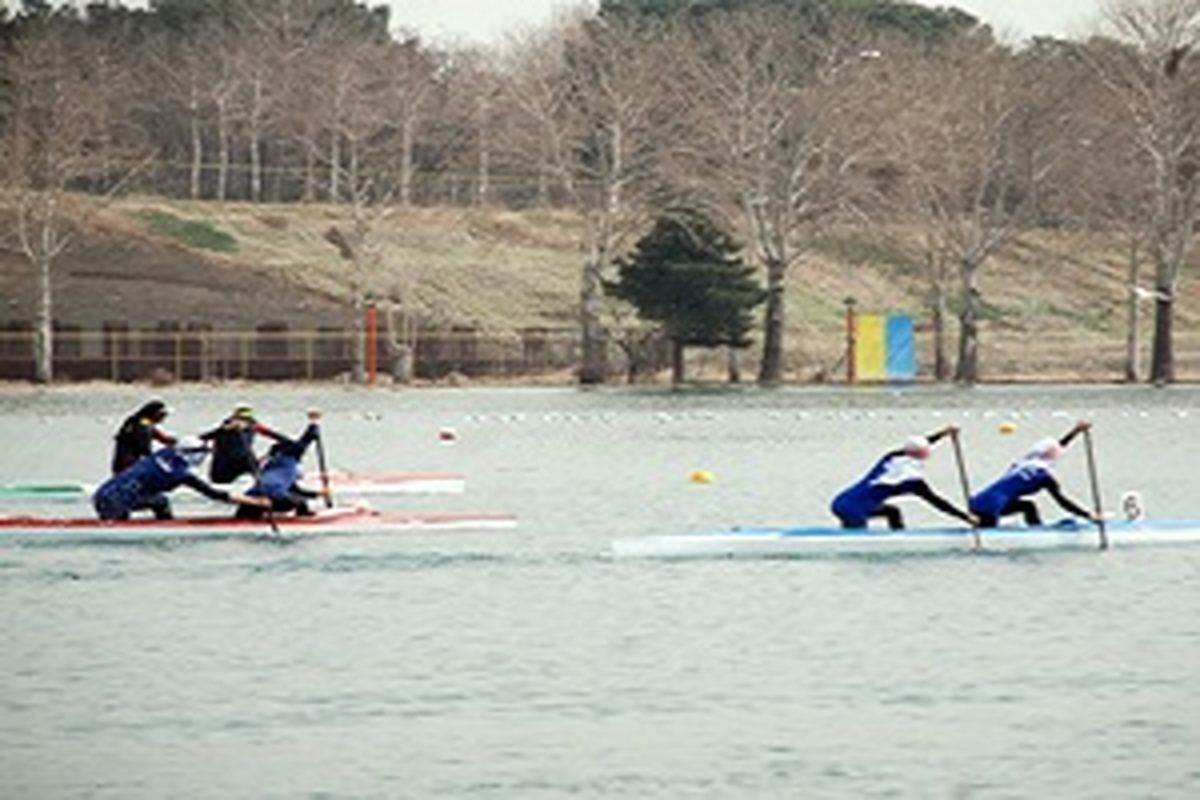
left=249, top=423, right=318, bottom=500
left=970, top=459, right=1054, bottom=518
left=831, top=452, right=926, bottom=525
left=93, top=449, right=194, bottom=517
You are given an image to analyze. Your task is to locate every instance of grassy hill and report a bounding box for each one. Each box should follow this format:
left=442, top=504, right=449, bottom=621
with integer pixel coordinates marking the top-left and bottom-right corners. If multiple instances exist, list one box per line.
left=2, top=195, right=1198, bottom=381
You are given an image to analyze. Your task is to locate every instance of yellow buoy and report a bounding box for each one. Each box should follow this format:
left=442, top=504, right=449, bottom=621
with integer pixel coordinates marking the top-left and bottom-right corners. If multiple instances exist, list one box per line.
left=999, top=421, right=1018, bottom=434
left=688, top=469, right=715, bottom=484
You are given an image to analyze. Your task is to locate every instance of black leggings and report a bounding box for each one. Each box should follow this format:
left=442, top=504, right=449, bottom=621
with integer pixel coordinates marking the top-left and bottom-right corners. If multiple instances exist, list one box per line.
left=95, top=492, right=172, bottom=521
left=235, top=496, right=312, bottom=519
left=976, top=499, right=1041, bottom=529
left=839, top=504, right=906, bottom=531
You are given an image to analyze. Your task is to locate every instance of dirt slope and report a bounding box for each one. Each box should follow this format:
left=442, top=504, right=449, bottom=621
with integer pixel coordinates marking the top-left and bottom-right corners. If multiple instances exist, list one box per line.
left=2, top=195, right=1198, bottom=380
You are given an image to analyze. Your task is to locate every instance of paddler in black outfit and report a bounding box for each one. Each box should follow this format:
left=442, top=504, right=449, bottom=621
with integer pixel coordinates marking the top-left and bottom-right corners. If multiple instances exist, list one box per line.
left=198, top=403, right=285, bottom=484
left=111, top=399, right=176, bottom=474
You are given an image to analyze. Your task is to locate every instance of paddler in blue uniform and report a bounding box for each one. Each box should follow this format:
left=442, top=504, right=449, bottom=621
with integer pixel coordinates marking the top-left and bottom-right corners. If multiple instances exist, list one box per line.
left=236, top=410, right=326, bottom=519
left=94, top=436, right=264, bottom=521
left=111, top=399, right=177, bottom=474
left=832, top=426, right=977, bottom=530
left=199, top=403, right=286, bottom=484
left=969, top=421, right=1098, bottom=528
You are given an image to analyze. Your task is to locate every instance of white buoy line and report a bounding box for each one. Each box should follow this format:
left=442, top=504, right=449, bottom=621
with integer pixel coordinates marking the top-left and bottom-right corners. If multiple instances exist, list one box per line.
left=453, top=406, right=1195, bottom=426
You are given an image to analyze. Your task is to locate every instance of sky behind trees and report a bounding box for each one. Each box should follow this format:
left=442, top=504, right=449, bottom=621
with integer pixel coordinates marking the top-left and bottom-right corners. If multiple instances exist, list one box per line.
left=388, top=0, right=1104, bottom=43
left=35, top=0, right=1105, bottom=43
left=920, top=0, right=1103, bottom=39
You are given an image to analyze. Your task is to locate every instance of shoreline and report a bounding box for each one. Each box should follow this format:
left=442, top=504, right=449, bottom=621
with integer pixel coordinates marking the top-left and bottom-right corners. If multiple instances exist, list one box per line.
left=1, top=376, right=1197, bottom=394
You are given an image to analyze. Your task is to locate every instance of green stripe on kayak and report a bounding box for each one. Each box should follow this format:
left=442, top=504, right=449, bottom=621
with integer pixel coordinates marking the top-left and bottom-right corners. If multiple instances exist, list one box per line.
left=0, top=484, right=88, bottom=496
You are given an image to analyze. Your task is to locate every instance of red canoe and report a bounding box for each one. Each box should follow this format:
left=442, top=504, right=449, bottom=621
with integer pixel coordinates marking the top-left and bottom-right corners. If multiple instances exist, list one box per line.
left=0, top=506, right=516, bottom=543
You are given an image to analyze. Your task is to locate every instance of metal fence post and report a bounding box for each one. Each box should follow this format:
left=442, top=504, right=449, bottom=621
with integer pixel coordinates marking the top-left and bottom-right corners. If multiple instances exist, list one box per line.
left=109, top=329, right=119, bottom=382
left=305, top=330, right=314, bottom=382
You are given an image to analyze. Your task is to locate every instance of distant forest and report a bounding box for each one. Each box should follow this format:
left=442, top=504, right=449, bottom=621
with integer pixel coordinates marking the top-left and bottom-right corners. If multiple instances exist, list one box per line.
left=2, top=0, right=1198, bottom=384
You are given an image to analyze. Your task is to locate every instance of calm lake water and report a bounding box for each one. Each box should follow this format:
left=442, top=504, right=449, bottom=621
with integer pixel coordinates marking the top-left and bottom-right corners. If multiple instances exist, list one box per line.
left=1, top=384, right=1198, bottom=799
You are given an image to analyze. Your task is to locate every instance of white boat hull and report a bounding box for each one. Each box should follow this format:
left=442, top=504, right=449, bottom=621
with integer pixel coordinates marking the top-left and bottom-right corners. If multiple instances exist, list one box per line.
left=0, top=507, right=516, bottom=544
left=0, top=471, right=465, bottom=503
left=612, top=520, right=1200, bottom=559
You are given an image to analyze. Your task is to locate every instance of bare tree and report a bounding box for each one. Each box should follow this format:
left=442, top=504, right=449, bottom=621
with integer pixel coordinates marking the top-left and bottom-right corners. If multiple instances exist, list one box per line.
left=322, top=197, right=392, bottom=383
left=1054, top=38, right=1155, bottom=382
left=672, top=9, right=881, bottom=384
left=886, top=33, right=1044, bottom=383
left=0, top=15, right=145, bottom=382
left=554, top=14, right=680, bottom=384
left=141, top=28, right=208, bottom=199
left=1086, top=0, right=1200, bottom=383
left=383, top=38, right=439, bottom=207
left=439, top=46, right=505, bottom=207
left=495, top=20, right=580, bottom=207
left=233, top=7, right=288, bottom=203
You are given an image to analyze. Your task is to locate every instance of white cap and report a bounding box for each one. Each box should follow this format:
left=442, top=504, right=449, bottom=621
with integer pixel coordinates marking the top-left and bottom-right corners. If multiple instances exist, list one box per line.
left=1026, top=437, right=1063, bottom=463
left=902, top=435, right=931, bottom=459
left=176, top=435, right=210, bottom=467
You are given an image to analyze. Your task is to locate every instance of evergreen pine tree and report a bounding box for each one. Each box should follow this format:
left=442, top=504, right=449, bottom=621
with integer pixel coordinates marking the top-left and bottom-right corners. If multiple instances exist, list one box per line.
left=607, top=208, right=765, bottom=383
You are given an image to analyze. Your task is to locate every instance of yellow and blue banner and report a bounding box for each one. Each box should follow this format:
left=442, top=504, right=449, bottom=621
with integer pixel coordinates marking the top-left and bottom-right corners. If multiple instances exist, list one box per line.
left=853, top=313, right=916, bottom=382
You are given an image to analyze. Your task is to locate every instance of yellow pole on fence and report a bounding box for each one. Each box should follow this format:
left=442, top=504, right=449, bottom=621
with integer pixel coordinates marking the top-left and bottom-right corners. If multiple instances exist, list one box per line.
left=175, top=331, right=183, bottom=379
left=241, top=333, right=250, bottom=380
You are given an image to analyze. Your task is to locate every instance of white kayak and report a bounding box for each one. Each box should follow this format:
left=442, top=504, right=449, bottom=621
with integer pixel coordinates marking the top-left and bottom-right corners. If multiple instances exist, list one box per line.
left=0, top=506, right=516, bottom=544
left=612, top=519, right=1200, bottom=559
left=0, top=471, right=465, bottom=503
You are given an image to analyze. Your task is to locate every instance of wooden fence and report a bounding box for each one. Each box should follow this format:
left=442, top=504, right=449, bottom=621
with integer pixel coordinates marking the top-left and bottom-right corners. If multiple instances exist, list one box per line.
left=0, top=324, right=582, bottom=383
left=1, top=320, right=1195, bottom=384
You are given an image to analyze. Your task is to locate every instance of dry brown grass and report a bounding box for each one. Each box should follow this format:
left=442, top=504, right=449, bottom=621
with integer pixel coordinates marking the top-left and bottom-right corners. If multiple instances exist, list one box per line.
left=3, top=194, right=1199, bottom=380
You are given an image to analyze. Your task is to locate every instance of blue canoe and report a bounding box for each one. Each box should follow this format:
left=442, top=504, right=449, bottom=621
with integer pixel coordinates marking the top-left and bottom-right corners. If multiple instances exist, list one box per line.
left=611, top=519, right=1200, bottom=559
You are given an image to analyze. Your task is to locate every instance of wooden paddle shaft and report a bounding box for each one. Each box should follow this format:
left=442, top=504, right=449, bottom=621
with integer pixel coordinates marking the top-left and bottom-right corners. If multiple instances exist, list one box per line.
left=1083, top=428, right=1108, bottom=551
left=950, top=430, right=981, bottom=549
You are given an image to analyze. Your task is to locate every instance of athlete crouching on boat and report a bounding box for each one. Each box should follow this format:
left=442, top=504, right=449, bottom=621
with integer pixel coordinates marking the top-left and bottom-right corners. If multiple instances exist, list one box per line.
left=969, top=421, right=1099, bottom=528
left=93, top=437, right=265, bottom=521
left=111, top=399, right=177, bottom=474
left=831, top=426, right=978, bottom=530
left=236, top=410, right=326, bottom=519
left=199, top=403, right=285, bottom=484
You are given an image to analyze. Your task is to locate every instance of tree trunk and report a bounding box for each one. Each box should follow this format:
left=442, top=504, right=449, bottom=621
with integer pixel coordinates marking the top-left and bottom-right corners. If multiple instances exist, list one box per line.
left=216, top=95, right=229, bottom=203
left=932, top=286, right=949, bottom=383
left=249, top=77, right=263, bottom=203
left=329, top=131, right=340, bottom=203
left=477, top=98, right=490, bottom=207
left=350, top=221, right=366, bottom=383
left=757, top=256, right=786, bottom=385
left=955, top=258, right=981, bottom=384
left=400, top=119, right=414, bottom=207
left=1149, top=290, right=1174, bottom=384
left=34, top=253, right=53, bottom=383
left=350, top=293, right=365, bottom=384
left=623, top=343, right=639, bottom=384
left=1125, top=240, right=1141, bottom=383
left=727, top=348, right=741, bottom=384
left=926, top=247, right=950, bottom=382
left=189, top=85, right=202, bottom=200
left=303, top=139, right=316, bottom=203
left=578, top=242, right=607, bottom=385
left=671, top=340, right=685, bottom=384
